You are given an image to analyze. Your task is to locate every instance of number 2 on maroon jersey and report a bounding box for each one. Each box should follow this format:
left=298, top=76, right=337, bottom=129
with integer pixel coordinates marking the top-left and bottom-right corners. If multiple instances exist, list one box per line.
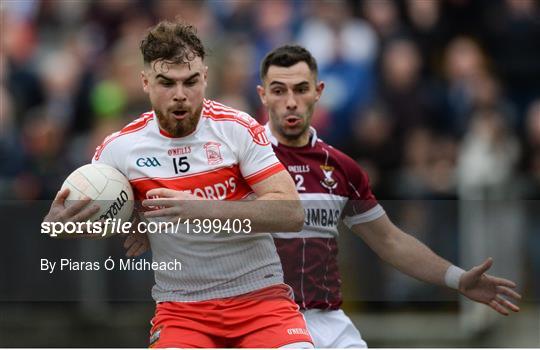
left=294, top=174, right=306, bottom=192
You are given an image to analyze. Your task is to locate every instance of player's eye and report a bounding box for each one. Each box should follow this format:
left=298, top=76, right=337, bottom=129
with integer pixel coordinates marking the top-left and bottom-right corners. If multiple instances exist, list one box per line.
left=272, top=89, right=284, bottom=95
left=185, top=79, right=198, bottom=87
left=295, top=85, right=309, bottom=94
left=160, top=80, right=174, bottom=87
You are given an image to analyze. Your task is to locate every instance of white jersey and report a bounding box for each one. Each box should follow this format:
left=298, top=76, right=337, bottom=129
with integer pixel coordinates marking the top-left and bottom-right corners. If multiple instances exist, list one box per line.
left=93, top=99, right=286, bottom=301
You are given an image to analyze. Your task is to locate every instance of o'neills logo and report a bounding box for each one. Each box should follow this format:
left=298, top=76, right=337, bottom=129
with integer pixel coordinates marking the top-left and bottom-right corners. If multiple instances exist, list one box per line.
left=99, top=190, right=129, bottom=220
left=168, top=146, right=191, bottom=156
left=287, top=328, right=309, bottom=336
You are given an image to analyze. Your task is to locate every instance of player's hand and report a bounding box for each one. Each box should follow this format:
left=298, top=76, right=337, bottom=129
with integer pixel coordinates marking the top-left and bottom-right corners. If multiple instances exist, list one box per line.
left=124, top=231, right=150, bottom=257
left=458, top=258, right=521, bottom=316
left=43, top=188, right=100, bottom=224
left=142, top=188, right=208, bottom=220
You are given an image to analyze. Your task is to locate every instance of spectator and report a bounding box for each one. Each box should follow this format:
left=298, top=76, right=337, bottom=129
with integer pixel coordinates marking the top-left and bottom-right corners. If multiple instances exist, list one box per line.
left=297, top=0, right=378, bottom=145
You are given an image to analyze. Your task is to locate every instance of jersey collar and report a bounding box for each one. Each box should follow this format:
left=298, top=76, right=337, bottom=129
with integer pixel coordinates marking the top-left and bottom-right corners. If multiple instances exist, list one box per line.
left=264, top=123, right=318, bottom=148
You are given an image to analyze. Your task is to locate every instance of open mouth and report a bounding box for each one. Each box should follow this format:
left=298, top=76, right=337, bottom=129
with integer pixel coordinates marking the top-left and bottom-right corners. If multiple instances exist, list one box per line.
left=285, top=116, right=302, bottom=127
left=171, top=110, right=188, bottom=120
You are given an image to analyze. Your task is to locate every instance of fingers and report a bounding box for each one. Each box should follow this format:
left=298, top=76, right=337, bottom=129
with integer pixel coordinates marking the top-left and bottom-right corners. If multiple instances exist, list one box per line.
left=496, top=294, right=520, bottom=312
left=146, top=188, right=176, bottom=198
left=497, top=286, right=522, bottom=301
left=124, top=232, right=150, bottom=257
left=51, top=187, right=69, bottom=208
left=492, top=276, right=517, bottom=289
left=124, top=234, right=135, bottom=249
left=488, top=293, right=520, bottom=316
left=52, top=188, right=70, bottom=206
left=133, top=243, right=149, bottom=257
left=142, top=198, right=177, bottom=208
left=125, top=240, right=149, bottom=257
left=70, top=204, right=100, bottom=222
left=489, top=299, right=510, bottom=316
left=125, top=242, right=143, bottom=257
left=144, top=207, right=178, bottom=218
left=472, top=257, right=493, bottom=277
left=63, top=197, right=93, bottom=219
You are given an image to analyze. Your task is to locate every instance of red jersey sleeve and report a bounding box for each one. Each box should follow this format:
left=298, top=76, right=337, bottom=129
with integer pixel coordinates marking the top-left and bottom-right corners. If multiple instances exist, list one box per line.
left=235, top=112, right=285, bottom=186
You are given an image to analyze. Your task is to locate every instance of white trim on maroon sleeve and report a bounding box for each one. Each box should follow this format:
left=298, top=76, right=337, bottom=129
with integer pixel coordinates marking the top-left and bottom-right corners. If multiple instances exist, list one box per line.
left=342, top=204, right=385, bottom=228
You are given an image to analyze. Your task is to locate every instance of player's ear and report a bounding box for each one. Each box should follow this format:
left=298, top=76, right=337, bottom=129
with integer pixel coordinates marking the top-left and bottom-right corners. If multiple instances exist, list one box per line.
left=203, top=66, right=208, bottom=88
left=315, top=81, right=325, bottom=102
left=141, top=70, right=149, bottom=93
left=256, top=85, right=267, bottom=105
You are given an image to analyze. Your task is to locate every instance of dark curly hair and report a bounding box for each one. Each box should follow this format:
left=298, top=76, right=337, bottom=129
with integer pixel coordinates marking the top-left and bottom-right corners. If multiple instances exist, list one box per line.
left=260, top=45, right=318, bottom=81
left=140, top=20, right=205, bottom=68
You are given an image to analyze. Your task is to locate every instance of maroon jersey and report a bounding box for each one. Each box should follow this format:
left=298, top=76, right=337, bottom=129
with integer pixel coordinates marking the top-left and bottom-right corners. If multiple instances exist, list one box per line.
left=266, top=125, right=385, bottom=310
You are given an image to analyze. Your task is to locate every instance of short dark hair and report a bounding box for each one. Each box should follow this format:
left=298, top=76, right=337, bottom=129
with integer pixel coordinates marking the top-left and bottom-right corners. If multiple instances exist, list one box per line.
left=140, top=20, right=205, bottom=68
left=260, top=45, right=318, bottom=81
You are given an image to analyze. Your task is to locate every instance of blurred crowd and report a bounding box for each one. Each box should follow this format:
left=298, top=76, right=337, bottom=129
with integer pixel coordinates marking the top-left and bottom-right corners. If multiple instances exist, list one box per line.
left=1, top=0, right=539, bottom=300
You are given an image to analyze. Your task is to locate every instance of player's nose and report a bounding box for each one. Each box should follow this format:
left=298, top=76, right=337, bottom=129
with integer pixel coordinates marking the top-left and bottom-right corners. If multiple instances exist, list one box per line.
left=172, top=85, right=187, bottom=102
left=286, top=92, right=297, bottom=110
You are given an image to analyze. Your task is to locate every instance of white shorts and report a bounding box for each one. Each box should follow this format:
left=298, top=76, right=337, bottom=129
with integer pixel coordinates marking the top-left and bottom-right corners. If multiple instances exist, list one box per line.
left=302, top=309, right=367, bottom=348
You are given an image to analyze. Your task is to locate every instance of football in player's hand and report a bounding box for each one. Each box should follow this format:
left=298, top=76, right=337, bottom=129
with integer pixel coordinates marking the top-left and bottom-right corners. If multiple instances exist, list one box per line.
left=61, top=164, right=134, bottom=229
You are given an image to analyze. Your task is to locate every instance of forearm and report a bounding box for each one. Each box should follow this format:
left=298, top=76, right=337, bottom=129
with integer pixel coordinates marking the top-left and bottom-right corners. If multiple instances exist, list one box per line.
left=202, top=195, right=304, bottom=233
left=143, top=171, right=305, bottom=233
left=380, top=228, right=452, bottom=287
left=354, top=215, right=453, bottom=287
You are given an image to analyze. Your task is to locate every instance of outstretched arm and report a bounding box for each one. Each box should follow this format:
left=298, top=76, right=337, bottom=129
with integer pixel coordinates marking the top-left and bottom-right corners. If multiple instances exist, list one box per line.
left=352, top=214, right=521, bottom=315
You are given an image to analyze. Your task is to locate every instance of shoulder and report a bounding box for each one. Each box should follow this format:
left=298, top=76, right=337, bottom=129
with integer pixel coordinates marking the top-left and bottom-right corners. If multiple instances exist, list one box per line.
left=202, top=99, right=269, bottom=146
left=202, top=99, right=255, bottom=127
left=319, top=140, right=363, bottom=171
left=93, top=112, right=154, bottom=161
left=202, top=99, right=241, bottom=121
left=316, top=139, right=371, bottom=186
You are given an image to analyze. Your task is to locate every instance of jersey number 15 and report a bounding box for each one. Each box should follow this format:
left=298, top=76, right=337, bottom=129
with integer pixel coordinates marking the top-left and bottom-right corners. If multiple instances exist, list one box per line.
left=172, top=156, right=191, bottom=174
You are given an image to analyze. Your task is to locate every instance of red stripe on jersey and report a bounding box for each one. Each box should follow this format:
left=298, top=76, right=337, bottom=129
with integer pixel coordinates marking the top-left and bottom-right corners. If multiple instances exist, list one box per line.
left=130, top=164, right=253, bottom=200
left=94, top=113, right=154, bottom=160
left=204, top=110, right=238, bottom=121
left=207, top=99, right=238, bottom=114
left=204, top=113, right=270, bottom=146
left=204, top=114, right=237, bottom=122
left=244, top=162, right=285, bottom=186
left=204, top=100, right=238, bottom=117
left=203, top=100, right=251, bottom=128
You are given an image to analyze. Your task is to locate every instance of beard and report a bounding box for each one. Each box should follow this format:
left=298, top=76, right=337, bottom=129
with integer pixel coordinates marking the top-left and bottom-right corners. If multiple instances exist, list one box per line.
left=270, top=110, right=313, bottom=141
left=280, top=121, right=310, bottom=140
left=155, top=105, right=202, bottom=138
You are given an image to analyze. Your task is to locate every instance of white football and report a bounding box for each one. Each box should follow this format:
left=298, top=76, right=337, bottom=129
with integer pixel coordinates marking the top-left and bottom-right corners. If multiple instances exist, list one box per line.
left=61, top=163, right=134, bottom=226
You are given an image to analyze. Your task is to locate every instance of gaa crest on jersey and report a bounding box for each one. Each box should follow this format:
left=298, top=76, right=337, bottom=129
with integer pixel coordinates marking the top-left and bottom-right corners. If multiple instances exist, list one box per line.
left=320, top=165, right=338, bottom=190
left=204, top=141, right=223, bottom=165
